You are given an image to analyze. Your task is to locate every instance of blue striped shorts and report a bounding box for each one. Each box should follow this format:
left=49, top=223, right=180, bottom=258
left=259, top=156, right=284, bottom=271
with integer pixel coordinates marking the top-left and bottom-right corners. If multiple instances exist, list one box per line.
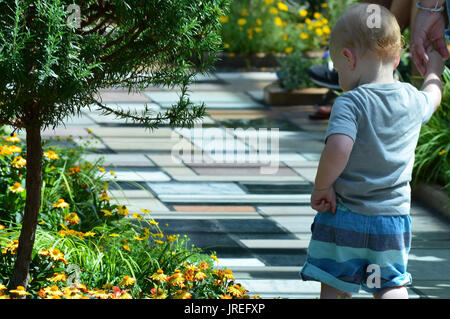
left=300, top=204, right=412, bottom=294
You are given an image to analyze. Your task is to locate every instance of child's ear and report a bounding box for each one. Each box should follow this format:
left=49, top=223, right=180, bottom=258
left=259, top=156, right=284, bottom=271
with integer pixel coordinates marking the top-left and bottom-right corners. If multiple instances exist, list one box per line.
left=393, top=54, right=400, bottom=70
left=342, top=48, right=356, bottom=70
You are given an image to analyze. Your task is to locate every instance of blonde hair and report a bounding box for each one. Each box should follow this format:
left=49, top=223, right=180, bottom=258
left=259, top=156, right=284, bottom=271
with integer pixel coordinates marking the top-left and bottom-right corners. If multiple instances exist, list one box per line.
left=329, top=3, right=402, bottom=61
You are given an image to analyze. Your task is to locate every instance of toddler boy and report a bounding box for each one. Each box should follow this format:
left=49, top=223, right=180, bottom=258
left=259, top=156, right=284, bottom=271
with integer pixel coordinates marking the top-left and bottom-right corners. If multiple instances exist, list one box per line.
left=300, top=3, right=444, bottom=299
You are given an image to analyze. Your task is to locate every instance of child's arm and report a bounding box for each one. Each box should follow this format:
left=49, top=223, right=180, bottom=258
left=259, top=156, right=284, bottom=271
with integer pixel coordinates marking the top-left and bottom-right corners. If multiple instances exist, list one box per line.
left=311, top=134, right=354, bottom=214
left=421, top=49, right=444, bottom=112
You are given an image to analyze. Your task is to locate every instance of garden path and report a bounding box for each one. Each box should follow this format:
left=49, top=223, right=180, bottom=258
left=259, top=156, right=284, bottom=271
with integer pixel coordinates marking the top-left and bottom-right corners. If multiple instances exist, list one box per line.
left=41, top=71, right=450, bottom=299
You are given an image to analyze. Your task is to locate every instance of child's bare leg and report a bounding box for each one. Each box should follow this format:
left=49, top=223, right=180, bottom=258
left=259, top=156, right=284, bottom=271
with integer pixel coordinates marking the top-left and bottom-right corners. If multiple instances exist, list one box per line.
left=373, top=286, right=408, bottom=299
left=320, top=283, right=352, bottom=299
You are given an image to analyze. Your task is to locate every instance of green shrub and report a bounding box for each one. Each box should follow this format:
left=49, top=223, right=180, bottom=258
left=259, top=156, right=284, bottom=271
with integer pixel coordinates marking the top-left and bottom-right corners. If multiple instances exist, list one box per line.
left=277, top=52, right=321, bottom=90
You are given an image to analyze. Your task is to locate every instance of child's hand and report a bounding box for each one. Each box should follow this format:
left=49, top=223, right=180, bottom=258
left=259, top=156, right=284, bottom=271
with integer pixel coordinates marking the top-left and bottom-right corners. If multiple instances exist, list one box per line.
left=310, top=186, right=337, bottom=214
left=426, top=48, right=445, bottom=76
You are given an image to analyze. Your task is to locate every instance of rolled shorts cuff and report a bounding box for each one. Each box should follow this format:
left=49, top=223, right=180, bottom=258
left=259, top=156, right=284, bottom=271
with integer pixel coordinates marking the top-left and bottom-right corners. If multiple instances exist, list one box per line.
left=300, top=262, right=361, bottom=294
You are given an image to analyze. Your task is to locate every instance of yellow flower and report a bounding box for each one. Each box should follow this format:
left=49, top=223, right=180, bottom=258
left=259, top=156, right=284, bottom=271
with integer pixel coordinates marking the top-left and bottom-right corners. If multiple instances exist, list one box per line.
left=299, top=9, right=308, bottom=17
left=269, top=7, right=278, bottom=14
left=117, top=205, right=129, bottom=216
left=53, top=198, right=69, bottom=209
left=119, top=276, right=136, bottom=286
left=99, top=192, right=110, bottom=202
left=11, top=156, right=26, bottom=168
left=256, top=18, right=262, bottom=25
left=313, top=12, right=321, bottom=19
left=64, top=212, right=80, bottom=225
left=86, top=128, right=93, bottom=134
left=265, top=0, right=274, bottom=5
left=223, top=43, right=230, bottom=48
left=315, top=28, right=324, bottom=36
left=219, top=15, right=229, bottom=23
left=305, top=18, right=312, bottom=25
left=101, top=209, right=113, bottom=217
left=83, top=231, right=96, bottom=237
left=277, top=2, right=289, bottom=11
left=220, top=294, right=233, bottom=299
left=47, top=272, right=68, bottom=282
left=224, top=269, right=235, bottom=280
left=237, top=18, right=247, bottom=26
left=133, top=213, right=143, bottom=220
left=300, top=32, right=309, bottom=40
left=227, top=284, right=248, bottom=298
left=9, top=182, right=24, bottom=193
left=123, top=244, right=131, bottom=251
left=44, top=150, right=59, bottom=160
left=321, top=3, right=328, bottom=8
left=285, top=47, right=293, bottom=54
left=5, top=133, right=21, bottom=143
left=97, top=166, right=106, bottom=173
left=9, top=286, right=30, bottom=296
left=210, top=254, right=218, bottom=263
left=254, top=27, right=262, bottom=33
left=109, top=233, right=120, bottom=237
left=438, top=149, right=447, bottom=156
left=168, top=270, right=185, bottom=288
left=323, top=25, right=331, bottom=35
left=150, top=269, right=168, bottom=282
left=195, top=271, right=207, bottom=281
left=7, top=145, right=22, bottom=154
left=274, top=17, right=283, bottom=26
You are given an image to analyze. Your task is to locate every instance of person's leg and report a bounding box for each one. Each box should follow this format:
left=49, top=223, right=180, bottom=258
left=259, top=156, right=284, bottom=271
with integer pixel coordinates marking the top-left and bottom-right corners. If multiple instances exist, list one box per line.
left=320, top=282, right=353, bottom=299
left=373, top=286, right=409, bottom=299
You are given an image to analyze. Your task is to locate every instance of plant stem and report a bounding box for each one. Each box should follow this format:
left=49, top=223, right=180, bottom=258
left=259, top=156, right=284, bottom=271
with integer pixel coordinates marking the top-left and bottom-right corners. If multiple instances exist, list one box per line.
left=11, top=126, right=42, bottom=293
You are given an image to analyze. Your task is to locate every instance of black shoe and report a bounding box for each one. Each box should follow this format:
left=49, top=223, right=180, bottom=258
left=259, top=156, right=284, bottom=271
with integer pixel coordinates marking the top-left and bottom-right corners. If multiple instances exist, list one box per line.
left=307, top=64, right=341, bottom=90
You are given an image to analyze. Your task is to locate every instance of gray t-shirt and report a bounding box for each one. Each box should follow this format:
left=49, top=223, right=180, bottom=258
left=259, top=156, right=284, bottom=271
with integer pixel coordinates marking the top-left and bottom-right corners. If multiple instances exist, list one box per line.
left=325, top=81, right=435, bottom=216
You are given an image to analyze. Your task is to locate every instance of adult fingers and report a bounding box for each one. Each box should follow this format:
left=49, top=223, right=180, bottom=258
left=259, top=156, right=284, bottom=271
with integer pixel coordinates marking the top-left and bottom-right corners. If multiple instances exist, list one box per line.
left=434, top=37, right=449, bottom=60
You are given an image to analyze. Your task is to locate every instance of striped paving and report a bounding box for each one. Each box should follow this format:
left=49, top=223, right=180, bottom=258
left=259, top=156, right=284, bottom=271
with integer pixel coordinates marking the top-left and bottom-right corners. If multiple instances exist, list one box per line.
left=37, top=71, right=450, bottom=299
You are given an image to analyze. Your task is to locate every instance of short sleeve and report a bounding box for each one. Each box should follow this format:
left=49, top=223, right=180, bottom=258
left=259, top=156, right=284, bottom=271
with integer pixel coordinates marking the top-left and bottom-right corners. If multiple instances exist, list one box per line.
left=325, top=95, right=359, bottom=143
left=417, top=90, right=435, bottom=125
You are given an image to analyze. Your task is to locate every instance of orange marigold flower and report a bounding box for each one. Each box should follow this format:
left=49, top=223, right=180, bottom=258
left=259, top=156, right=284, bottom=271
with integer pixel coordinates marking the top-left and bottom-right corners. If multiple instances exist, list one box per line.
left=44, top=150, right=59, bottom=160
left=64, top=212, right=80, bottom=225
left=119, top=276, right=136, bottom=286
left=150, top=269, right=168, bottom=282
left=9, top=286, right=30, bottom=296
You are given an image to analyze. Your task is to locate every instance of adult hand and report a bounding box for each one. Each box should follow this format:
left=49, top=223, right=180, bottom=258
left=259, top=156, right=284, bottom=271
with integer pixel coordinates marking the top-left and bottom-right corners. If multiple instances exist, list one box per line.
left=411, top=10, right=449, bottom=76
left=310, top=186, right=337, bottom=214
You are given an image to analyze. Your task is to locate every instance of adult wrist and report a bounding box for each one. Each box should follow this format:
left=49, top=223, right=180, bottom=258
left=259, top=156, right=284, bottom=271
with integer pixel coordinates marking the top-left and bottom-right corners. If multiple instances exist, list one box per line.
left=416, top=1, right=445, bottom=12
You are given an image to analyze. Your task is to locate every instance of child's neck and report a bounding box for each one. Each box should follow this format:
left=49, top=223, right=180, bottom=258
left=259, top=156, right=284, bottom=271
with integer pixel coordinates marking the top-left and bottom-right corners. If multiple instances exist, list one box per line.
left=356, top=53, right=396, bottom=86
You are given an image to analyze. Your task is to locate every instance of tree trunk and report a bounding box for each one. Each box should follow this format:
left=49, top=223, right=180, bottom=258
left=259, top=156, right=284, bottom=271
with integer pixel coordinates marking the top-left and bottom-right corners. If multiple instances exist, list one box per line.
left=11, top=126, right=42, bottom=292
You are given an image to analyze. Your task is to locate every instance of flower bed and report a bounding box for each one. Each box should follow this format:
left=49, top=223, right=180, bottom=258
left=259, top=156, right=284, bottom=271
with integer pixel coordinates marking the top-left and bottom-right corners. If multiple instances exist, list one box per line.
left=0, top=128, right=252, bottom=299
left=219, top=0, right=356, bottom=55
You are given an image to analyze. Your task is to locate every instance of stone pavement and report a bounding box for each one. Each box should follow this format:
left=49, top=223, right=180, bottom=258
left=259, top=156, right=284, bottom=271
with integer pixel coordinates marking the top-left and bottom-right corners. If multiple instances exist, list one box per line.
left=40, top=71, right=450, bottom=299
